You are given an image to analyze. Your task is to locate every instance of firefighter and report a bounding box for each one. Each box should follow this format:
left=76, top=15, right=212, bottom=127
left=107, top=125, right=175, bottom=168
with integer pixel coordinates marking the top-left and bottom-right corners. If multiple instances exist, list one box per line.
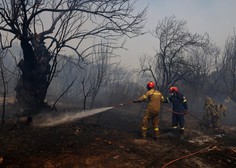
left=203, top=97, right=215, bottom=128
left=219, top=104, right=227, bottom=117
left=133, top=81, right=164, bottom=139
left=212, top=104, right=227, bottom=129
left=165, top=86, right=188, bottom=139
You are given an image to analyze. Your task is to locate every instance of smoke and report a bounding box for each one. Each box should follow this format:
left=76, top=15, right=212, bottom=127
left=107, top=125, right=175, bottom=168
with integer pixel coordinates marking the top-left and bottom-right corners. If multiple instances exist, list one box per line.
left=33, top=107, right=113, bottom=127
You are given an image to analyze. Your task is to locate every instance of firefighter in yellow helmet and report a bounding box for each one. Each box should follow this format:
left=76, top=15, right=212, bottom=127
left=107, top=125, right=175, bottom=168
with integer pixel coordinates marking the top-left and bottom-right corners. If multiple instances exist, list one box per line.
left=133, top=81, right=164, bottom=139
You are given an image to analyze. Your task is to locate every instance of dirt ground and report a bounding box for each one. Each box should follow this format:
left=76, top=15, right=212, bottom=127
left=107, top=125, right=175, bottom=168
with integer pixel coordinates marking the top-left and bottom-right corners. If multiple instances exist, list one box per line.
left=0, top=102, right=236, bottom=168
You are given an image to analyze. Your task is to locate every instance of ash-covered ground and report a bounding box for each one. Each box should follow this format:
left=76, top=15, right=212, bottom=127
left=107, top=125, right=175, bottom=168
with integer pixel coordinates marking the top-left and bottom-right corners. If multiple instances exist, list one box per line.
left=0, top=102, right=235, bottom=168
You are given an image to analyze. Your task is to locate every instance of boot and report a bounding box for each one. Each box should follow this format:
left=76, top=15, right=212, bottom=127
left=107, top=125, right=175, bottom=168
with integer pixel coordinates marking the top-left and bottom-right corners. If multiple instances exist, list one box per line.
left=179, top=128, right=184, bottom=140
left=141, top=127, right=147, bottom=139
left=154, top=130, right=160, bottom=140
left=154, top=127, right=160, bottom=139
left=171, top=127, right=179, bottom=138
left=141, top=131, right=147, bottom=139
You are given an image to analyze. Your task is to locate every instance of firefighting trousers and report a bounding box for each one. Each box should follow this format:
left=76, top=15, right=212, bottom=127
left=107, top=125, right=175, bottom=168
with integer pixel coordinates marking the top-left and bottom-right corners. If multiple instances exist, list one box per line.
left=172, top=113, right=185, bottom=129
left=142, top=109, right=159, bottom=131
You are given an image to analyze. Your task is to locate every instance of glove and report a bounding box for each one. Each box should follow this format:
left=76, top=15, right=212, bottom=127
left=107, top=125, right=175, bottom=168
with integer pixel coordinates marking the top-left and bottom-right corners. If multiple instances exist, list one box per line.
left=133, top=100, right=141, bottom=103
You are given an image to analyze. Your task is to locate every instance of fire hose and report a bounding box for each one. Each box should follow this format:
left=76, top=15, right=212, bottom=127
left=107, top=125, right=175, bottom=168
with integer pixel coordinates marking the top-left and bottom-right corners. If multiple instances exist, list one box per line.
left=161, top=106, right=202, bottom=122
left=113, top=101, right=207, bottom=127
left=161, top=143, right=219, bottom=168
left=112, top=101, right=133, bottom=108
left=114, top=101, right=203, bottom=123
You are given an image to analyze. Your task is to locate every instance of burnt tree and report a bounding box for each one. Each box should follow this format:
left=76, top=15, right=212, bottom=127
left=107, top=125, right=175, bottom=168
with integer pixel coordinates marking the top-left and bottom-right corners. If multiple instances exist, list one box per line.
left=139, top=15, right=209, bottom=93
left=0, top=0, right=146, bottom=114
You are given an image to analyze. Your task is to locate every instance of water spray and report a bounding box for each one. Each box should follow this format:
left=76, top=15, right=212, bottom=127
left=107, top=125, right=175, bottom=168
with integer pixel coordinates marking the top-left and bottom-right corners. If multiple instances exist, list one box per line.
left=33, top=101, right=133, bottom=127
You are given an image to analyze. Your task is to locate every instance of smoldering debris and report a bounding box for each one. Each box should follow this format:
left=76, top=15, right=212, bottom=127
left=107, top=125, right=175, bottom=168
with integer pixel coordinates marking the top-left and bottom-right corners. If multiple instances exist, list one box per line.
left=33, top=107, right=113, bottom=127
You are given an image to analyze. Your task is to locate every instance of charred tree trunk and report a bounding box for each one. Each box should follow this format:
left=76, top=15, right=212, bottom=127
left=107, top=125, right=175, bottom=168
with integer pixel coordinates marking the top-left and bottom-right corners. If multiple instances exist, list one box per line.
left=15, top=36, right=52, bottom=115
left=0, top=58, right=6, bottom=125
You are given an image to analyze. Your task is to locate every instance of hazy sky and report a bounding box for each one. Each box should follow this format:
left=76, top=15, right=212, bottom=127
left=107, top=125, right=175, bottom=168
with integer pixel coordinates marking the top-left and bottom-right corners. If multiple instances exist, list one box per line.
left=120, top=0, right=236, bottom=68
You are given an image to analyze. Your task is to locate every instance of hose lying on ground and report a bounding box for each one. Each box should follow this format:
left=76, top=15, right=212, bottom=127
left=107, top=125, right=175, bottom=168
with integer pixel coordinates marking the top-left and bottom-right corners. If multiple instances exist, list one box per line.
left=161, top=143, right=219, bottom=168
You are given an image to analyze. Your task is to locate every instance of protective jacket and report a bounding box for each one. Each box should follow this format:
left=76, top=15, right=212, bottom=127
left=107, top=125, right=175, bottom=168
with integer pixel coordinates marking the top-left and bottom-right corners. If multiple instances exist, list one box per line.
left=165, top=92, right=188, bottom=136
left=166, top=92, right=188, bottom=113
left=137, top=88, right=164, bottom=113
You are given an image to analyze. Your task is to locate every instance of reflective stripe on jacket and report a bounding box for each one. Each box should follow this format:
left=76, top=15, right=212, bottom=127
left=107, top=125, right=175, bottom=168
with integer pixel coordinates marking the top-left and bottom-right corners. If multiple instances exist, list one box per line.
left=137, top=88, right=164, bottom=112
left=167, top=92, right=188, bottom=113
